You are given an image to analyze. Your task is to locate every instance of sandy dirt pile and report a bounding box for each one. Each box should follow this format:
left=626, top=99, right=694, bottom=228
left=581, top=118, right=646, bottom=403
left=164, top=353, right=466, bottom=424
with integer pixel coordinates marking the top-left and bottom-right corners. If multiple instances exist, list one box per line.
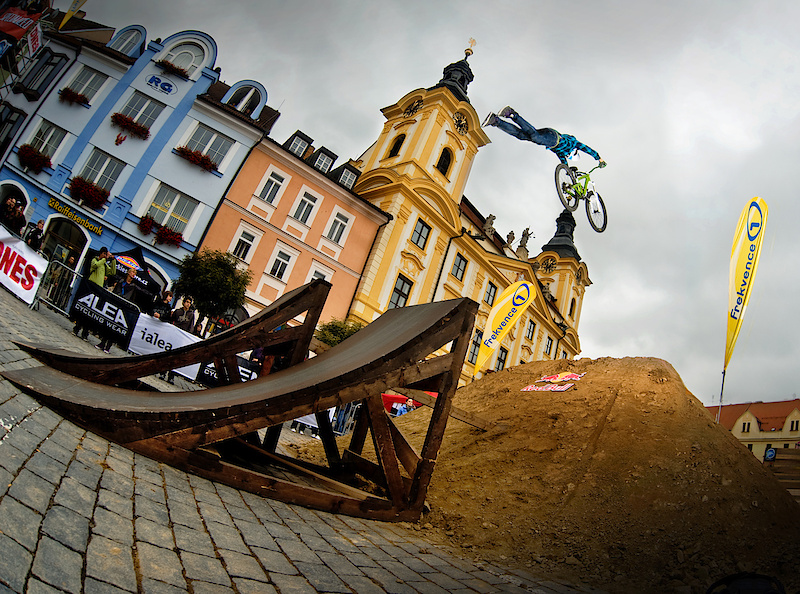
left=294, top=356, right=800, bottom=593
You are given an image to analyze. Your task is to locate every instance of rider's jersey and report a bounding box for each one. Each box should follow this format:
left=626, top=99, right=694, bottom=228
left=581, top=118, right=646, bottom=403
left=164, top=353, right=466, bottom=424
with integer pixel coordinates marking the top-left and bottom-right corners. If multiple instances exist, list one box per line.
left=549, top=131, right=601, bottom=165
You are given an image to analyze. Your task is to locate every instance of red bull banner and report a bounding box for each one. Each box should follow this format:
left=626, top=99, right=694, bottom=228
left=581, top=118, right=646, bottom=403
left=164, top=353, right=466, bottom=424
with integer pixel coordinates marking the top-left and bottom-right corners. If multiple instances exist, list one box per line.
left=474, top=280, right=535, bottom=374
left=724, top=197, right=768, bottom=370
left=536, top=372, right=585, bottom=383
left=0, top=8, right=41, bottom=41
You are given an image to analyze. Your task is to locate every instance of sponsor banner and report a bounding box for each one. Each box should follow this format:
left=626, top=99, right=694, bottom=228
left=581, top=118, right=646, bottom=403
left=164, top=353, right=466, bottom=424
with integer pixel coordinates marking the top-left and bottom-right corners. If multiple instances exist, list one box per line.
left=536, top=372, right=585, bottom=383
left=26, top=22, right=41, bottom=55
left=0, top=8, right=41, bottom=40
left=130, top=314, right=200, bottom=379
left=196, top=356, right=257, bottom=387
left=521, top=383, right=575, bottom=392
left=474, top=281, right=535, bottom=374
left=725, top=197, right=768, bottom=370
left=58, top=0, right=86, bottom=30
left=0, top=228, right=48, bottom=304
left=70, top=279, right=140, bottom=348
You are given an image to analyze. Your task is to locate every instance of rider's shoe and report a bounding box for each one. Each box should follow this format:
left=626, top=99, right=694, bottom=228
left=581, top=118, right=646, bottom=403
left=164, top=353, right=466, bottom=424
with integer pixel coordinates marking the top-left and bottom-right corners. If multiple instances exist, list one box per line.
left=482, top=112, right=498, bottom=127
left=498, top=106, right=516, bottom=118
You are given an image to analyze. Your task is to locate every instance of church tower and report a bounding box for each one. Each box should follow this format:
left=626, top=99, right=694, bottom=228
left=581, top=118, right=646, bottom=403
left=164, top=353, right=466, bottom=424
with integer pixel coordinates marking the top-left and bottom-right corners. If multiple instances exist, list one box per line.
left=350, top=46, right=491, bottom=323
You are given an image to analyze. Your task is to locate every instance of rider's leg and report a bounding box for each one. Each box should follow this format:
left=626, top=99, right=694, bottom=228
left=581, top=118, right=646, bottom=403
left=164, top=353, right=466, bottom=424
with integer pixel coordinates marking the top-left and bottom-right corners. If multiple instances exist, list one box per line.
left=490, top=117, right=532, bottom=141
left=505, top=111, right=560, bottom=148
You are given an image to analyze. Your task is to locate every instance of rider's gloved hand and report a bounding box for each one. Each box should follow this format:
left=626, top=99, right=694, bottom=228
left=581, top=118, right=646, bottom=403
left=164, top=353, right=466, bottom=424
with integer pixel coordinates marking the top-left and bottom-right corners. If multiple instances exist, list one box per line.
left=599, top=160, right=607, bottom=168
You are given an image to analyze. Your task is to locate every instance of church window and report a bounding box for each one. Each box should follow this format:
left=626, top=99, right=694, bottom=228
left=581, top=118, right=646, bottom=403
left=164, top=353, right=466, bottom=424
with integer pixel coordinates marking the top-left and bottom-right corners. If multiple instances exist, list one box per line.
left=435, top=147, right=452, bottom=176
left=495, top=347, right=508, bottom=371
left=451, top=253, right=467, bottom=281
left=411, top=218, right=431, bottom=249
left=484, top=282, right=497, bottom=305
left=388, top=134, right=405, bottom=158
left=388, top=274, right=413, bottom=309
left=569, top=298, right=576, bottom=318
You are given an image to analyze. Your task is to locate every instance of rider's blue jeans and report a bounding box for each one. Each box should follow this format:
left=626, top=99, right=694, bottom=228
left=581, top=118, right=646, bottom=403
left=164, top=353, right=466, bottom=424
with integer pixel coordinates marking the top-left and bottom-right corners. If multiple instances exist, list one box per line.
left=494, top=112, right=559, bottom=148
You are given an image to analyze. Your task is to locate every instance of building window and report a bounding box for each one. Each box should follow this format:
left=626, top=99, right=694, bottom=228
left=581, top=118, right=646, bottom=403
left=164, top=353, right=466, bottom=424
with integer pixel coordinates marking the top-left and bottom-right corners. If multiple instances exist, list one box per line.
left=387, top=134, right=405, bottom=158
left=569, top=298, right=577, bottom=318
left=288, top=136, right=308, bottom=157
left=561, top=350, right=568, bottom=359
left=484, top=282, right=497, bottom=306
left=388, top=274, right=413, bottom=309
left=742, top=422, right=751, bottom=433
left=120, top=91, right=165, bottom=130
left=66, top=67, right=108, bottom=103
left=544, top=336, right=553, bottom=355
left=232, top=230, right=255, bottom=261
left=258, top=172, right=284, bottom=204
left=314, top=153, right=333, bottom=173
left=312, top=271, right=327, bottom=281
left=79, top=149, right=124, bottom=192
left=29, top=120, right=66, bottom=158
left=526, top=319, right=536, bottom=340
left=495, top=347, right=508, bottom=372
left=791, top=420, right=799, bottom=431
left=269, top=250, right=292, bottom=280
left=163, top=43, right=204, bottom=76
left=147, top=185, right=198, bottom=233
left=185, top=124, right=233, bottom=167
left=339, top=169, right=357, bottom=189
left=747, top=444, right=753, bottom=451
left=451, top=253, right=467, bottom=281
left=467, top=330, right=482, bottom=365
left=326, top=212, right=349, bottom=244
left=15, top=49, right=68, bottom=101
left=435, top=148, right=452, bottom=176
left=109, top=29, right=143, bottom=54
left=292, top=192, right=317, bottom=225
left=411, top=219, right=431, bottom=249
left=227, top=86, right=261, bottom=115
left=0, top=103, right=26, bottom=155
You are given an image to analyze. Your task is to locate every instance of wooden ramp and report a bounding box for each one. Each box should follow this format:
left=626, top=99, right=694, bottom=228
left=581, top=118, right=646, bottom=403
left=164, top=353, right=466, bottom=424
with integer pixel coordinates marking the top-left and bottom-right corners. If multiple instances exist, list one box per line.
left=3, top=297, right=477, bottom=521
left=14, top=278, right=331, bottom=385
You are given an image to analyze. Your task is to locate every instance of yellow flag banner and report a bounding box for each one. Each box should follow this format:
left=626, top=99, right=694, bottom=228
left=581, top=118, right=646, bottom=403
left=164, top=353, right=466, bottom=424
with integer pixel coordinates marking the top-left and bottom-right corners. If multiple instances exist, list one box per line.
left=474, top=280, right=535, bottom=374
left=724, top=197, right=768, bottom=370
left=59, top=0, right=87, bottom=30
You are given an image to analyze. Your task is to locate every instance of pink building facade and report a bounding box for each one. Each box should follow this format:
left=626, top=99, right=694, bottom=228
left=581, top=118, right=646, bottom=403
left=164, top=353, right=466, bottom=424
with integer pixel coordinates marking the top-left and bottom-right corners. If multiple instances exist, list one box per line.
left=200, top=131, right=390, bottom=323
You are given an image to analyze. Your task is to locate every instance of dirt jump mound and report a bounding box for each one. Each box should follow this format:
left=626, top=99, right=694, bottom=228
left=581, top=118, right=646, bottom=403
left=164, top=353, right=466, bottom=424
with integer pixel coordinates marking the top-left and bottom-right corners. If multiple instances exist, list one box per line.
left=387, top=357, right=800, bottom=593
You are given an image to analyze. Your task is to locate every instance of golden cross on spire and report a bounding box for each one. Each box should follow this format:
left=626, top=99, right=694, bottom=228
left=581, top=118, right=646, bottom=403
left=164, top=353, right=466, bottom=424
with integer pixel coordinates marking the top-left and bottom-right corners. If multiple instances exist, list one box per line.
left=466, top=38, right=477, bottom=57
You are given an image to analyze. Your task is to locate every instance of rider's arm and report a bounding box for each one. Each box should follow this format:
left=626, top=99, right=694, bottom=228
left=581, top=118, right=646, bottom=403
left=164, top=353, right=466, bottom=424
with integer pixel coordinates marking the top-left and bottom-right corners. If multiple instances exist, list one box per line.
left=575, top=140, right=603, bottom=163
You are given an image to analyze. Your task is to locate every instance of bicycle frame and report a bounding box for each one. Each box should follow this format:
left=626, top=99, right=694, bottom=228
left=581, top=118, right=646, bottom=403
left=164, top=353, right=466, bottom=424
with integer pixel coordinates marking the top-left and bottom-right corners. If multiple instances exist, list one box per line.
left=568, top=163, right=604, bottom=199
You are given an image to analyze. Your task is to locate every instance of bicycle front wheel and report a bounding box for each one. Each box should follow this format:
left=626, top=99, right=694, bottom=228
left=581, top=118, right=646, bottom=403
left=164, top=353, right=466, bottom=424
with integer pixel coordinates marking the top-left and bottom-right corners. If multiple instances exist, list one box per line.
left=555, top=164, right=579, bottom=211
left=586, top=192, right=607, bottom=233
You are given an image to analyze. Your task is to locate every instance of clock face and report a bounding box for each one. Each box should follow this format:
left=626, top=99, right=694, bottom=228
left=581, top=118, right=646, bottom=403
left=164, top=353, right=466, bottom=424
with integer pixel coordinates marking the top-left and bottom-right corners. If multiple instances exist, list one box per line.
left=403, top=99, right=422, bottom=117
left=541, top=258, right=557, bottom=273
left=453, top=112, right=468, bottom=135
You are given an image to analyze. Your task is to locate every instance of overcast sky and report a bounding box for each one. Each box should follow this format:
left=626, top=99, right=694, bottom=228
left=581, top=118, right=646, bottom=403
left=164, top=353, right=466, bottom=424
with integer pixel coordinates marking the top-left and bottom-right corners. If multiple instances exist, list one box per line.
left=64, top=0, right=800, bottom=406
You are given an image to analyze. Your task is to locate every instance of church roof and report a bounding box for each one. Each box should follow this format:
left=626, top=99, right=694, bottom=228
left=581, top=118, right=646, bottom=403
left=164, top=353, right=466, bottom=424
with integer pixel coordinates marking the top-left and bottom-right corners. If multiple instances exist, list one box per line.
left=540, top=209, right=581, bottom=261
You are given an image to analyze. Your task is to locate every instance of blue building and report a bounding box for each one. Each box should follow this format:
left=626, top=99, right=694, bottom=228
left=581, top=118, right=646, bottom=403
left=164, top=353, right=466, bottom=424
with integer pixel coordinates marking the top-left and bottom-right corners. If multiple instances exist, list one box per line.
left=0, top=15, right=278, bottom=291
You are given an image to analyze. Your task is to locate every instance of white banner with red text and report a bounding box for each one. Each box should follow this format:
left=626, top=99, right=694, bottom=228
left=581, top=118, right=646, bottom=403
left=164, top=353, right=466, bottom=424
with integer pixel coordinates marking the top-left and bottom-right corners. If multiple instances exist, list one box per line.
left=0, top=228, right=48, bottom=304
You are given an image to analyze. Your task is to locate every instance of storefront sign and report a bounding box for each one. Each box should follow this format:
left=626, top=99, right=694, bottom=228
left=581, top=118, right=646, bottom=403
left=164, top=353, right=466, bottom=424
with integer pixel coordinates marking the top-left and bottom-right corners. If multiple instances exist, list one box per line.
left=48, top=197, right=103, bottom=235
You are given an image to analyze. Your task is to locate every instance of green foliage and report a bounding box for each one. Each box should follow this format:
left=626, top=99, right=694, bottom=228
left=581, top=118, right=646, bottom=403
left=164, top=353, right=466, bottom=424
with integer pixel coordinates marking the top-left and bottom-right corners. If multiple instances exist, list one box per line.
left=172, top=249, right=253, bottom=321
left=314, top=318, right=364, bottom=347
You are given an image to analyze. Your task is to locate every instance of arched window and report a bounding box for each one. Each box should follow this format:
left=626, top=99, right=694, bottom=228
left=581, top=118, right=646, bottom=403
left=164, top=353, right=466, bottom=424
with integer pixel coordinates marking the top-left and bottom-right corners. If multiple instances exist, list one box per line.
left=109, top=29, right=142, bottom=55
left=435, top=148, right=452, bottom=176
left=569, top=298, right=576, bottom=318
left=227, top=86, right=262, bottom=116
left=387, top=134, right=405, bottom=158
left=163, top=43, right=204, bottom=76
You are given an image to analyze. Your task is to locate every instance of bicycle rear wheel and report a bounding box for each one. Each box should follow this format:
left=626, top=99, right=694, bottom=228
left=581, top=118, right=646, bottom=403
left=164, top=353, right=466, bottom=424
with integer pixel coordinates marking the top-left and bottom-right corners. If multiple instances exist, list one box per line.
left=586, top=192, right=607, bottom=233
left=555, top=164, right=579, bottom=211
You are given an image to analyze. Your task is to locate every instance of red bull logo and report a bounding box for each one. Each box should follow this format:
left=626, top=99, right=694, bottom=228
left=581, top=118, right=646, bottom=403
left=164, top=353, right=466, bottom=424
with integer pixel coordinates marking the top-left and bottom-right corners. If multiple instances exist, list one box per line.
left=536, top=372, right=585, bottom=383
left=521, top=383, right=575, bottom=392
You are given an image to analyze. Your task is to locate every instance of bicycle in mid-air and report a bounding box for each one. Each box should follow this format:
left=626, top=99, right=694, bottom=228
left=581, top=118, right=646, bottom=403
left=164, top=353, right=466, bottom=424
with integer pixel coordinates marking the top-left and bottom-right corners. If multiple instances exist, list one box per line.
left=554, top=162, right=608, bottom=233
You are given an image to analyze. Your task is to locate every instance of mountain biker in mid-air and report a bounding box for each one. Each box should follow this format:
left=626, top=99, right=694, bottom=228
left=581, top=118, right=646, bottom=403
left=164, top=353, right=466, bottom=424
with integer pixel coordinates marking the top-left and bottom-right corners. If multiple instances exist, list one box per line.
left=483, top=106, right=606, bottom=168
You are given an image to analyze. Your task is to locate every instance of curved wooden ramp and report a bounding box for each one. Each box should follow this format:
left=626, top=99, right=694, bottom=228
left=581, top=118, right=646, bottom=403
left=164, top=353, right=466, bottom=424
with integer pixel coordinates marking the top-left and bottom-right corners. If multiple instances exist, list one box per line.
left=3, top=297, right=477, bottom=521
left=14, top=278, right=331, bottom=385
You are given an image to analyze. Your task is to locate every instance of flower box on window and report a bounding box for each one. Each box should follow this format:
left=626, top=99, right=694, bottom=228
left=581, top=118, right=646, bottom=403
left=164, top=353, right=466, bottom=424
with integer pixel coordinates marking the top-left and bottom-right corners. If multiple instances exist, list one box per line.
left=110, top=112, right=150, bottom=140
left=69, top=176, right=109, bottom=210
left=155, top=225, right=183, bottom=246
left=138, top=214, right=157, bottom=236
left=17, top=144, right=52, bottom=174
left=174, top=146, right=218, bottom=172
left=59, top=87, right=90, bottom=106
left=155, top=59, right=190, bottom=79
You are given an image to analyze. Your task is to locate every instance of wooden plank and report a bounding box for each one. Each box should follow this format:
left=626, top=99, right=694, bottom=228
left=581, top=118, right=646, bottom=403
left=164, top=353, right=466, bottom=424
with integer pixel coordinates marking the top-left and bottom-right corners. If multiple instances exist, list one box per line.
left=389, top=388, right=496, bottom=431
left=365, top=393, right=406, bottom=507
left=341, top=449, right=412, bottom=492
left=315, top=410, right=342, bottom=471
left=387, top=418, right=420, bottom=477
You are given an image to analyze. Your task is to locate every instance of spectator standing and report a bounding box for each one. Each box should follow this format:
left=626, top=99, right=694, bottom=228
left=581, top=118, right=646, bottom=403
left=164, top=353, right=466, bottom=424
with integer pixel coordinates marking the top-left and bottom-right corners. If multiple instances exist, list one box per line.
left=0, top=196, right=16, bottom=230
left=73, top=248, right=116, bottom=340
left=170, top=297, right=195, bottom=331
left=25, top=220, right=45, bottom=251
left=152, top=290, right=173, bottom=320
left=97, top=267, right=137, bottom=353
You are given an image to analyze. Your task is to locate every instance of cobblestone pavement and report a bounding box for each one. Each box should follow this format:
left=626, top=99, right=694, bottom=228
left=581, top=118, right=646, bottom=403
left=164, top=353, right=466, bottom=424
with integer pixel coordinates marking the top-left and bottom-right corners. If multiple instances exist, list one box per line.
left=0, top=288, right=605, bottom=594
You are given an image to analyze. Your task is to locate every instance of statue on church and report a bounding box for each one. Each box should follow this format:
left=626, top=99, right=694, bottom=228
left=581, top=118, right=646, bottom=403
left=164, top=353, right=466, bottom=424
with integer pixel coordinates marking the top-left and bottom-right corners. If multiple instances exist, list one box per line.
left=483, top=214, right=496, bottom=239
left=519, top=227, right=532, bottom=248
left=504, top=231, right=515, bottom=249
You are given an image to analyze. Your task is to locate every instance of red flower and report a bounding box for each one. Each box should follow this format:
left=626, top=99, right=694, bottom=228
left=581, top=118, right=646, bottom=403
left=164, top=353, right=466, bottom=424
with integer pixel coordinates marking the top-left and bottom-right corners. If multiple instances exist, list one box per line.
left=155, top=59, right=190, bottom=79
left=175, top=146, right=218, bottom=172
left=59, top=87, right=90, bottom=105
left=110, top=112, right=150, bottom=140
left=155, top=225, right=183, bottom=246
left=138, top=214, right=157, bottom=236
left=17, top=144, right=52, bottom=174
left=69, top=177, right=109, bottom=210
